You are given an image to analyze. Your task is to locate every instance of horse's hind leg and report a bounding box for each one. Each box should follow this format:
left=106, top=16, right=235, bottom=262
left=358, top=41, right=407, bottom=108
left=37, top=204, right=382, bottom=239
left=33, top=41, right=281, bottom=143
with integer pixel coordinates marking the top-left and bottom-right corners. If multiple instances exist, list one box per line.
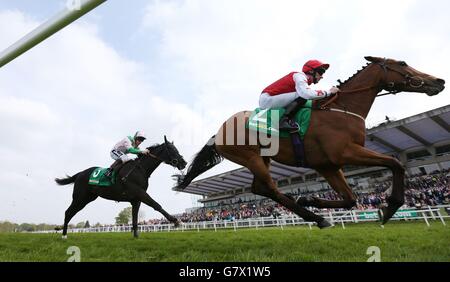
left=62, top=193, right=97, bottom=239
left=131, top=201, right=141, bottom=238
left=297, top=169, right=357, bottom=209
left=135, top=190, right=180, bottom=227
left=247, top=156, right=330, bottom=228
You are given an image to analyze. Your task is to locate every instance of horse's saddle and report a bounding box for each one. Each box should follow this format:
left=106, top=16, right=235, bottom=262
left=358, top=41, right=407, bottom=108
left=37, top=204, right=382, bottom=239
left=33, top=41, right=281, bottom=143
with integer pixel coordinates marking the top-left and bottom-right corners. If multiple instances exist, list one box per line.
left=246, top=100, right=312, bottom=167
left=246, top=100, right=312, bottom=139
left=88, top=167, right=116, bottom=186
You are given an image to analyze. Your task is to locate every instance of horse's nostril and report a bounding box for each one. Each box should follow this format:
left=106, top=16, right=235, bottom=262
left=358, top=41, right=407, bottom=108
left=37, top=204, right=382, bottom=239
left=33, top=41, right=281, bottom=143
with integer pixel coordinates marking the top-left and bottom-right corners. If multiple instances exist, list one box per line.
left=436, top=78, right=445, bottom=85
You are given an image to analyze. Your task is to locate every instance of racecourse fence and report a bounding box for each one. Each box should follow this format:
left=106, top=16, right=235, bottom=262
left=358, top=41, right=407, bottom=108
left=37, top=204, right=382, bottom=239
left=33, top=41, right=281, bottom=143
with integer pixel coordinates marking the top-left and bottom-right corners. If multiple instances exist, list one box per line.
left=35, top=205, right=449, bottom=234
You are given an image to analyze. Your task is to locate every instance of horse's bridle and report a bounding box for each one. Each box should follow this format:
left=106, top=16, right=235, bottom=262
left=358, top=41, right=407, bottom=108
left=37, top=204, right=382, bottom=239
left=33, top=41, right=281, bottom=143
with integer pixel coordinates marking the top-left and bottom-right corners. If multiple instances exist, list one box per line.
left=376, top=58, right=425, bottom=97
left=320, top=58, right=425, bottom=110
left=122, top=144, right=177, bottom=182
left=152, top=143, right=180, bottom=167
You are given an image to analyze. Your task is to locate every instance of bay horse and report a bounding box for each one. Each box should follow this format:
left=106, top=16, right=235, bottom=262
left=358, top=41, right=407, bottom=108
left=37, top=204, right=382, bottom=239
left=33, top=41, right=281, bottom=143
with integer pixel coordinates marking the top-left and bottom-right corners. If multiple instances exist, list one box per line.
left=55, top=136, right=187, bottom=238
left=176, top=56, right=445, bottom=227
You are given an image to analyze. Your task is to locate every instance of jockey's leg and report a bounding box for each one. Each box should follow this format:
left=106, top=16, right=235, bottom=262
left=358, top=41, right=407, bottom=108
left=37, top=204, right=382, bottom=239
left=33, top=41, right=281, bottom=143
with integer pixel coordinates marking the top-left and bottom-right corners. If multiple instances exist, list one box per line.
left=279, top=97, right=307, bottom=132
left=259, top=92, right=306, bottom=132
left=105, top=151, right=130, bottom=178
left=104, top=159, right=122, bottom=178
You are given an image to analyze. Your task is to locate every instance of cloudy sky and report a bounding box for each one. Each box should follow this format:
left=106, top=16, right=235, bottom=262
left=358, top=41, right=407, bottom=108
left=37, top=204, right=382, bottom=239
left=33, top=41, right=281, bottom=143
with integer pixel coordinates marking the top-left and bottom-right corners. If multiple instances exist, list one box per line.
left=0, top=0, right=448, bottom=225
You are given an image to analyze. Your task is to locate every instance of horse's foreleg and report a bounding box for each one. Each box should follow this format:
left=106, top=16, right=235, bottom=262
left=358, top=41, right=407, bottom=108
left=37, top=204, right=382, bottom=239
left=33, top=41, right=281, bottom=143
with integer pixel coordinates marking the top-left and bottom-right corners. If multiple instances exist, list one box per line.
left=131, top=201, right=141, bottom=238
left=136, top=191, right=180, bottom=227
left=297, top=169, right=357, bottom=209
left=342, top=144, right=405, bottom=224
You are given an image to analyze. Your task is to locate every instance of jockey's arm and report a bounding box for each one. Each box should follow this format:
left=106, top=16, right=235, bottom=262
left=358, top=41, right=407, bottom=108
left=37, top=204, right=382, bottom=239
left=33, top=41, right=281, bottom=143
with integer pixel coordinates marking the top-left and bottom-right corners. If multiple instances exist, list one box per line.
left=293, top=72, right=329, bottom=100
left=127, top=147, right=142, bottom=154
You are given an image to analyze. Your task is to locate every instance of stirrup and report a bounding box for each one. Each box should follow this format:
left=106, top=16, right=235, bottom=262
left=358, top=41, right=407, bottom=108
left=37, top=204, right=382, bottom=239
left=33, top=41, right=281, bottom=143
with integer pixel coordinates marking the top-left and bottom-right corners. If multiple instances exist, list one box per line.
left=280, top=119, right=300, bottom=132
left=104, top=169, right=112, bottom=178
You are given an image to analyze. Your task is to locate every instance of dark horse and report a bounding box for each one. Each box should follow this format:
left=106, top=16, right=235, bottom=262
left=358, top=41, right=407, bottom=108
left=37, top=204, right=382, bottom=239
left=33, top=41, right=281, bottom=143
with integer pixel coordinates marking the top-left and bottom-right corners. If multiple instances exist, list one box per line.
left=55, top=136, right=187, bottom=238
left=176, top=56, right=445, bottom=227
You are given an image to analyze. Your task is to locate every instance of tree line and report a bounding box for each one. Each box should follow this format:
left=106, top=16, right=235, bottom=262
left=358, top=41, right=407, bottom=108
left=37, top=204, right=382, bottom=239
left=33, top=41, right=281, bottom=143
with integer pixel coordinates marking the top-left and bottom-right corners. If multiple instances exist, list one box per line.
left=0, top=207, right=140, bottom=232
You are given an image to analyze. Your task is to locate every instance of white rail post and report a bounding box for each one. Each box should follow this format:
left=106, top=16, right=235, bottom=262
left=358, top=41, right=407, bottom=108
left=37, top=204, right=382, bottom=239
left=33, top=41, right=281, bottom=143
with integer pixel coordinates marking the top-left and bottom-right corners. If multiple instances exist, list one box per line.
left=0, top=0, right=107, bottom=68
left=428, top=206, right=436, bottom=220
left=423, top=211, right=430, bottom=227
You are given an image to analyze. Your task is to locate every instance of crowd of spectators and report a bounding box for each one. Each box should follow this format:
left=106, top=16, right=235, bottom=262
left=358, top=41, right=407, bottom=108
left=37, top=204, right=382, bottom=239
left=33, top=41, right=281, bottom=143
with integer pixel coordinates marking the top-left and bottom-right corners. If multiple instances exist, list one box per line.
left=144, top=169, right=449, bottom=225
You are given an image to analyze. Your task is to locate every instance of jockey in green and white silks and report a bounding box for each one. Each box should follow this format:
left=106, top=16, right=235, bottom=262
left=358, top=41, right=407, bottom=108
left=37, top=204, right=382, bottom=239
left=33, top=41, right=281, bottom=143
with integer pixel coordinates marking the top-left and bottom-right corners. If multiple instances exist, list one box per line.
left=104, top=131, right=150, bottom=178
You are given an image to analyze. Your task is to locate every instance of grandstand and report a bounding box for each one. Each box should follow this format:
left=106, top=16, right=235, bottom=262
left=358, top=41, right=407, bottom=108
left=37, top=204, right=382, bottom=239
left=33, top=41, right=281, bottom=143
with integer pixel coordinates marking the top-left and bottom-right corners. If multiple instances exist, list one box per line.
left=173, top=105, right=450, bottom=212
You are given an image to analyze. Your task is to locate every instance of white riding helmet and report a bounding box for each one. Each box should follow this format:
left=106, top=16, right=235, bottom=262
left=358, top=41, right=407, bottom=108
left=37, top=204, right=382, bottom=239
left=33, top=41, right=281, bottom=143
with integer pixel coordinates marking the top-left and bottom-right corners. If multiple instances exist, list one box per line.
left=134, top=131, right=146, bottom=141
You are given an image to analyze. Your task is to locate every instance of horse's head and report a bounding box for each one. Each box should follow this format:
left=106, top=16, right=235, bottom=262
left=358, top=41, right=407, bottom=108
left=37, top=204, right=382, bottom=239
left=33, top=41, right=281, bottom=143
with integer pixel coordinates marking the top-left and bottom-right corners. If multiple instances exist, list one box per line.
left=365, top=56, right=445, bottom=96
left=154, top=135, right=187, bottom=170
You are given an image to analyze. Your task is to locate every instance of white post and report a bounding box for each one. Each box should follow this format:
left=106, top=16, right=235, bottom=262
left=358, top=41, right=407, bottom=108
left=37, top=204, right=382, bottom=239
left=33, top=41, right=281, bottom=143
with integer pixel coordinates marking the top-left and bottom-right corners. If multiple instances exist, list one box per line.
left=423, top=212, right=430, bottom=227
left=436, top=210, right=446, bottom=226
left=428, top=206, right=436, bottom=220
left=0, top=0, right=107, bottom=68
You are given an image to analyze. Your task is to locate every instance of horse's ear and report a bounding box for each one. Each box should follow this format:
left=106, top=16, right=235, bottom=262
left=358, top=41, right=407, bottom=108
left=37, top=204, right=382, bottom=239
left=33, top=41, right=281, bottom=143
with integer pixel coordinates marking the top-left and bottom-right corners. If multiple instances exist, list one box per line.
left=164, top=135, right=168, bottom=144
left=365, top=56, right=381, bottom=63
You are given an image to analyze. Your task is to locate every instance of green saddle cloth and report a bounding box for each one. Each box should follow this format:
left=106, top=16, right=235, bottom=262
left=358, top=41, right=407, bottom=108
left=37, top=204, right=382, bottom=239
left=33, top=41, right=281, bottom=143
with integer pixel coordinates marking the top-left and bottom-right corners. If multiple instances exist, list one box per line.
left=88, top=167, right=116, bottom=186
left=246, top=100, right=312, bottom=138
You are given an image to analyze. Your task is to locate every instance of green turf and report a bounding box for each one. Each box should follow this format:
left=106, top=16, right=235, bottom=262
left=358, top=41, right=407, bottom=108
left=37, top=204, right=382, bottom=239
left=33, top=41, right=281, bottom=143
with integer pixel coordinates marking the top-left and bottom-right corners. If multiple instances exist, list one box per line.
left=0, top=221, right=448, bottom=262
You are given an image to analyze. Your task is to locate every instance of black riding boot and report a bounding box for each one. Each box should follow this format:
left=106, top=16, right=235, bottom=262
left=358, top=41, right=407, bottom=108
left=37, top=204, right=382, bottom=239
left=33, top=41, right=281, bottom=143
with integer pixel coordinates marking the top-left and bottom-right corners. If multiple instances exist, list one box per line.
left=279, top=97, right=307, bottom=132
left=104, top=159, right=122, bottom=178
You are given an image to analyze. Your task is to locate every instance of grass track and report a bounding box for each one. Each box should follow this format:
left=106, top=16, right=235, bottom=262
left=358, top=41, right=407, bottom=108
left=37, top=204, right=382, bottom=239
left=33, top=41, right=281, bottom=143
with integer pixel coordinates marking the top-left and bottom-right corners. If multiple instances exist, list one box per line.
left=0, top=221, right=448, bottom=262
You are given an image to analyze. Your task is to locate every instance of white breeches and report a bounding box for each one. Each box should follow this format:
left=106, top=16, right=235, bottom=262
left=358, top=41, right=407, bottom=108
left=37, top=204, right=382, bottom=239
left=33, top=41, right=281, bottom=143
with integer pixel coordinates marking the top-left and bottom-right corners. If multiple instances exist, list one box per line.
left=110, top=150, right=131, bottom=163
left=259, top=92, right=299, bottom=109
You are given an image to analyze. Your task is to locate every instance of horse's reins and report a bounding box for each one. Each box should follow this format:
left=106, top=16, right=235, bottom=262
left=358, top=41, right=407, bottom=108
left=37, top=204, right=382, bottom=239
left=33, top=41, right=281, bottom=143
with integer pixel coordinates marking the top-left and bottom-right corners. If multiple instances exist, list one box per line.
left=319, top=59, right=424, bottom=122
left=121, top=146, right=168, bottom=182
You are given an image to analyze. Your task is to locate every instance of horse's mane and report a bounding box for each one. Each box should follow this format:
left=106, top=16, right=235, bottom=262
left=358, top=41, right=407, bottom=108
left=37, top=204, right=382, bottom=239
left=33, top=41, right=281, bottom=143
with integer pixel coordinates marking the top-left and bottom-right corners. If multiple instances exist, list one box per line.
left=147, top=143, right=162, bottom=150
left=315, top=62, right=372, bottom=108
left=337, top=62, right=371, bottom=88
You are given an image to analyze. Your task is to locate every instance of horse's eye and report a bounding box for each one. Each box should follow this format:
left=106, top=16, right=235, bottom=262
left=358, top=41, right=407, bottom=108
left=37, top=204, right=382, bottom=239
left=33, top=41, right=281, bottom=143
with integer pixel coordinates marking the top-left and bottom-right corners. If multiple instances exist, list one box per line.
left=399, top=61, right=407, bottom=67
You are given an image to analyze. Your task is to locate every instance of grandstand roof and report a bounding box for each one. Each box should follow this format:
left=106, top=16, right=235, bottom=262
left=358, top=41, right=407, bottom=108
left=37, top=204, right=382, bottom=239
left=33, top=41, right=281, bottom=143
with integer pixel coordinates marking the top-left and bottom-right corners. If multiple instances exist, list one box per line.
left=175, top=105, right=450, bottom=196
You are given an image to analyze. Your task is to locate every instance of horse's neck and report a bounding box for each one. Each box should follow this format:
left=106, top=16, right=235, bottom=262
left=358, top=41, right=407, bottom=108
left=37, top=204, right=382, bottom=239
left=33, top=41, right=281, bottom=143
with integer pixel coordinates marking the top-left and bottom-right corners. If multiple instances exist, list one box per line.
left=332, top=64, right=383, bottom=118
left=141, top=158, right=162, bottom=177
left=140, top=147, right=163, bottom=176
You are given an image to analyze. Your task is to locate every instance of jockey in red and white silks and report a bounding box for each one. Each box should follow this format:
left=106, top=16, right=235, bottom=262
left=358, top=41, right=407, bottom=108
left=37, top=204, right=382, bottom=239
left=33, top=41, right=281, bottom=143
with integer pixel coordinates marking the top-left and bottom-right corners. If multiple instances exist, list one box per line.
left=259, top=60, right=340, bottom=131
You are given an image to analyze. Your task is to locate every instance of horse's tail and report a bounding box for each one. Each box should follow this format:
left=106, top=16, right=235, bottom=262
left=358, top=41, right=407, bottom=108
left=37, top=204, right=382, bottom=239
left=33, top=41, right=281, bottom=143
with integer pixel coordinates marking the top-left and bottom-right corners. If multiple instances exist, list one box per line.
left=175, top=135, right=223, bottom=190
left=55, top=172, right=81, bottom=186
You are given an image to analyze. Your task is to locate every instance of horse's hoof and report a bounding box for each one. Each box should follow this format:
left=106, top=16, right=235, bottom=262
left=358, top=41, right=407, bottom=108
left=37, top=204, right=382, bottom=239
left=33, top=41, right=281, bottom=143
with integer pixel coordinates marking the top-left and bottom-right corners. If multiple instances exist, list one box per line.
left=317, top=219, right=333, bottom=229
left=62, top=235, right=67, bottom=240
left=379, top=206, right=397, bottom=225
